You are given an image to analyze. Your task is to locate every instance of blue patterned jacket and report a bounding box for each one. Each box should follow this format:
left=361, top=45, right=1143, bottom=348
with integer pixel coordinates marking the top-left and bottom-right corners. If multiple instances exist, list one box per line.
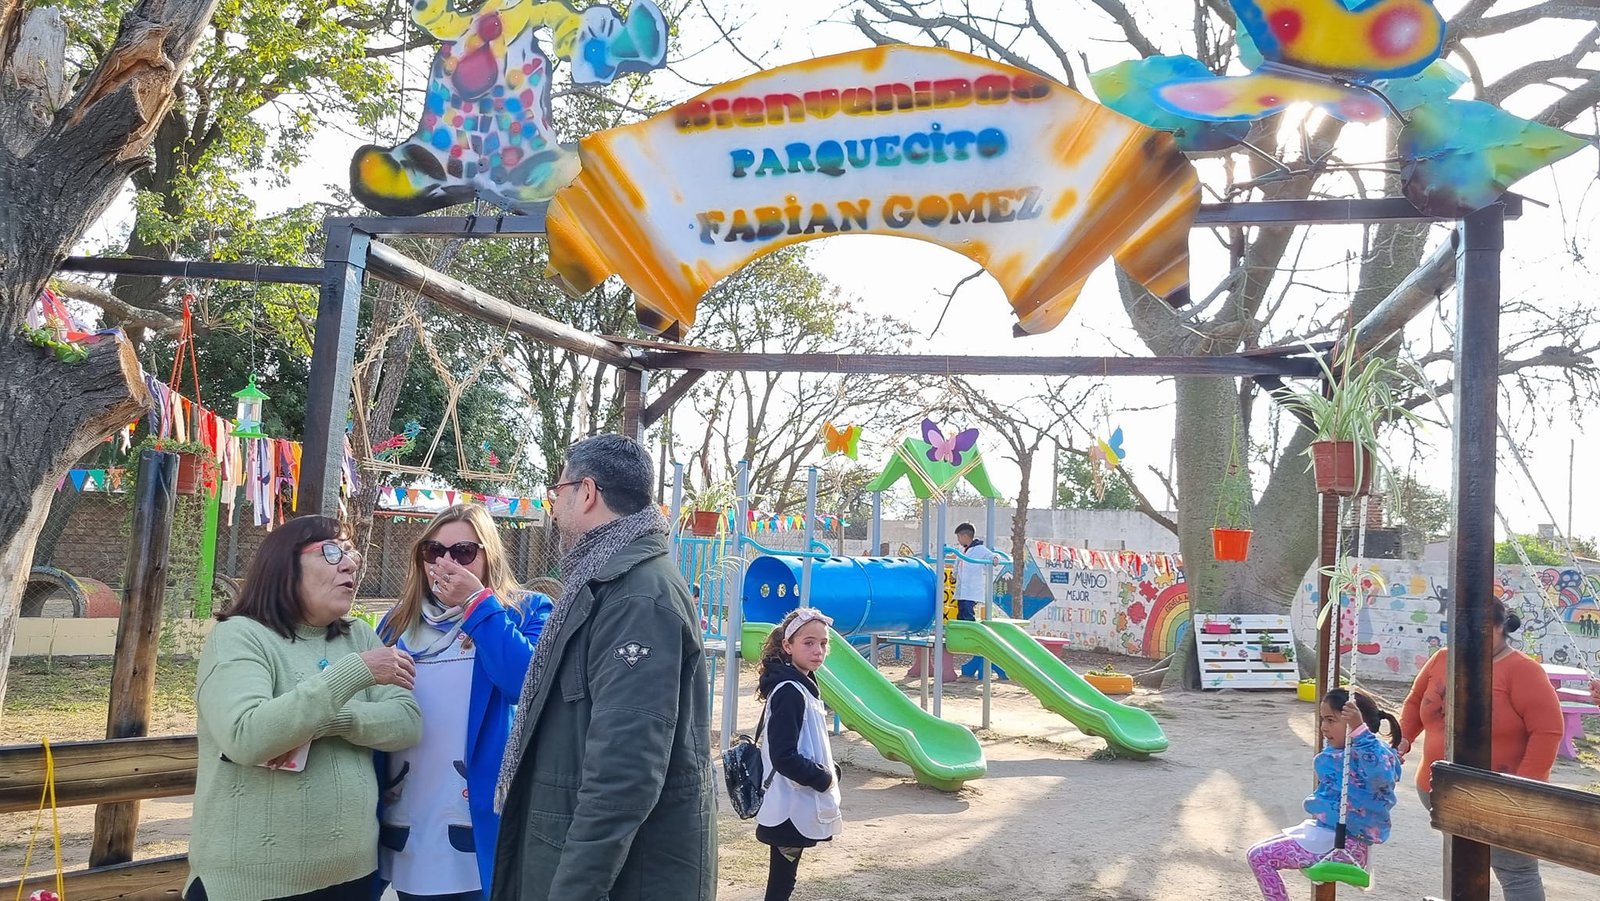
left=1304, top=726, right=1403, bottom=844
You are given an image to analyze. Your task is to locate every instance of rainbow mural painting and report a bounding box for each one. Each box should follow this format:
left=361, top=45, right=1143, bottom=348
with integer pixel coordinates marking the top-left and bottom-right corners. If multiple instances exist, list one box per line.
left=1019, top=542, right=1188, bottom=660
left=1142, top=582, right=1192, bottom=661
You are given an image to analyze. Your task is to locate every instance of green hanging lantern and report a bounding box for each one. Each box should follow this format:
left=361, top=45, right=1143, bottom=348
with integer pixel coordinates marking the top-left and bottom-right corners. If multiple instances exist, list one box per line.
left=232, top=375, right=270, bottom=439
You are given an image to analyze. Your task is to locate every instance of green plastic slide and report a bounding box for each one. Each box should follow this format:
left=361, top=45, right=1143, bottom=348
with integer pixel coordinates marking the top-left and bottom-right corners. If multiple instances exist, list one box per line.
left=742, top=622, right=986, bottom=791
left=943, top=619, right=1169, bottom=757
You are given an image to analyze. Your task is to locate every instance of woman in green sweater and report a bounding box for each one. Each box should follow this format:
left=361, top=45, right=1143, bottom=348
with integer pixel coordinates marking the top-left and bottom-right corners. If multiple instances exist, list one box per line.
left=188, top=516, right=422, bottom=901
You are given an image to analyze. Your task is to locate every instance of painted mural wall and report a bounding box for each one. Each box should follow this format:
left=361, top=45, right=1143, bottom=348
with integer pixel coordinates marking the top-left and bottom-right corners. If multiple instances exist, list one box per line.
left=1290, top=559, right=1600, bottom=681
left=1017, top=541, right=1189, bottom=660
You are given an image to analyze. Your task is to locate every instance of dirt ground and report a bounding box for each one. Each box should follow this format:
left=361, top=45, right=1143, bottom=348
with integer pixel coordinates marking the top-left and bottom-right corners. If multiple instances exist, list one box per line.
left=4, top=654, right=1598, bottom=900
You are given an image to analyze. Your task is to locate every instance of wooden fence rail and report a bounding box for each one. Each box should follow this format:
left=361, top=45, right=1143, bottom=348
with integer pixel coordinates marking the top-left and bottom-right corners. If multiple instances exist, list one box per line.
left=1430, top=762, right=1600, bottom=876
left=0, top=735, right=197, bottom=813
left=0, top=735, right=196, bottom=900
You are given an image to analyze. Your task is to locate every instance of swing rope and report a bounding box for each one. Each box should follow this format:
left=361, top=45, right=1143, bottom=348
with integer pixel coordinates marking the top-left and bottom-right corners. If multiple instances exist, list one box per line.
left=14, top=738, right=64, bottom=901
left=1407, top=347, right=1596, bottom=678
left=1304, top=494, right=1374, bottom=889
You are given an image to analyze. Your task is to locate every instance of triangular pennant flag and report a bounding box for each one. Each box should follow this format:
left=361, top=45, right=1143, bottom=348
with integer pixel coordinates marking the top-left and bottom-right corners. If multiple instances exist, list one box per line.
left=446, top=491, right=457, bottom=505
left=68, top=470, right=89, bottom=491
left=510, top=497, right=521, bottom=515
left=90, top=469, right=107, bottom=491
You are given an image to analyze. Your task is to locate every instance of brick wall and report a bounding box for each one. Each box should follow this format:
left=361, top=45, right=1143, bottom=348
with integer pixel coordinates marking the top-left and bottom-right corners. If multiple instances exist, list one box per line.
left=33, top=494, right=560, bottom=603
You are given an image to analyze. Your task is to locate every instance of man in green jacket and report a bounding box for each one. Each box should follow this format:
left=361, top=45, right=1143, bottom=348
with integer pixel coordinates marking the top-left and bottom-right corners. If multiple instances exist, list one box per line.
left=492, top=433, right=717, bottom=900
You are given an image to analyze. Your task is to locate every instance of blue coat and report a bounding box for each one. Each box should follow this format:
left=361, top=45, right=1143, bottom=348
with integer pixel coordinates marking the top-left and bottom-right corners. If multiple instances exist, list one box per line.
left=1304, top=727, right=1402, bottom=845
left=379, top=592, right=554, bottom=895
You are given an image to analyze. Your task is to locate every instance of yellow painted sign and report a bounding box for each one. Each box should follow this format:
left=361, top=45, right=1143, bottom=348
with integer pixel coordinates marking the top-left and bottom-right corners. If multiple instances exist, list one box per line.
left=546, top=46, right=1200, bottom=339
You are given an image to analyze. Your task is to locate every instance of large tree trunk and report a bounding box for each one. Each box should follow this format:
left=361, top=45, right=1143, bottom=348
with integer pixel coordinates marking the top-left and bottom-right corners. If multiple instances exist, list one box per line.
left=0, top=336, right=150, bottom=713
left=0, top=0, right=222, bottom=713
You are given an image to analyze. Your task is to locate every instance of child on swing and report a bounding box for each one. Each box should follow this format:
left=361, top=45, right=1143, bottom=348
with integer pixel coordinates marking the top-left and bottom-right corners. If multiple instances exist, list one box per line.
left=754, top=608, right=844, bottom=901
left=1246, top=688, right=1403, bottom=901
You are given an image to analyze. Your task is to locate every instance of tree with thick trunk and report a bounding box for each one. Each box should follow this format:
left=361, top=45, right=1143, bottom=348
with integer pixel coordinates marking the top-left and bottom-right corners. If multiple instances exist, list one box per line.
left=847, top=0, right=1600, bottom=685
left=0, top=0, right=222, bottom=712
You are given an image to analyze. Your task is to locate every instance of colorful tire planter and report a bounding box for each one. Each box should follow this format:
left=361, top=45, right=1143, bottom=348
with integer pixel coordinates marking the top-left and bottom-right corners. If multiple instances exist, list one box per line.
left=1084, top=670, right=1134, bottom=695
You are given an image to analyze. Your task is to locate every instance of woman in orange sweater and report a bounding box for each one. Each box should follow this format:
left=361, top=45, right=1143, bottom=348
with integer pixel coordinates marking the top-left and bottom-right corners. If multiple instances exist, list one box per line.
left=1400, top=598, right=1563, bottom=901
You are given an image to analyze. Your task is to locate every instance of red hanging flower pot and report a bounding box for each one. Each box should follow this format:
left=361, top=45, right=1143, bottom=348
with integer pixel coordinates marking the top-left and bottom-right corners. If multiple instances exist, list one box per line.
left=1310, top=440, right=1373, bottom=496
left=688, top=510, right=723, bottom=537
left=1212, top=527, right=1253, bottom=562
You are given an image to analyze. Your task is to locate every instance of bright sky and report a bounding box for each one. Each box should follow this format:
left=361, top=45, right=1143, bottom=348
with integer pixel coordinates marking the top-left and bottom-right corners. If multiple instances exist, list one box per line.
left=82, top=1, right=1600, bottom=541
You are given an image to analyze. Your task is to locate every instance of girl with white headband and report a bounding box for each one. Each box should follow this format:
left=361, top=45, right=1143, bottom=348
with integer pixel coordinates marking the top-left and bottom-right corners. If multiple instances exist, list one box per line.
left=753, top=607, right=844, bottom=901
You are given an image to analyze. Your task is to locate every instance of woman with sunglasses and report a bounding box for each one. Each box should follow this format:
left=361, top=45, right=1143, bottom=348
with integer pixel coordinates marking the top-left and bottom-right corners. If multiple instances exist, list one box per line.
left=375, top=504, right=555, bottom=901
left=188, top=516, right=421, bottom=901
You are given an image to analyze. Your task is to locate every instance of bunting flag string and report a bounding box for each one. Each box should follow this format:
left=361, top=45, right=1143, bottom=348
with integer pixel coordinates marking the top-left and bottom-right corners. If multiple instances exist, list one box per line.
left=1032, top=540, right=1183, bottom=577
left=741, top=509, right=844, bottom=534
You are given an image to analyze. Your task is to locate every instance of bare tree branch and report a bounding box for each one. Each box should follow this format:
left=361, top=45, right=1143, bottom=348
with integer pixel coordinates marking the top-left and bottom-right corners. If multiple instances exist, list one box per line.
left=1087, top=0, right=1160, bottom=59
left=1458, top=1, right=1600, bottom=39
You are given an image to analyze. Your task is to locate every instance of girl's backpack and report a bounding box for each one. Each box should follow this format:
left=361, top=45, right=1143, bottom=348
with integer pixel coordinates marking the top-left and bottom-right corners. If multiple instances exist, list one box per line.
left=721, top=704, right=776, bottom=819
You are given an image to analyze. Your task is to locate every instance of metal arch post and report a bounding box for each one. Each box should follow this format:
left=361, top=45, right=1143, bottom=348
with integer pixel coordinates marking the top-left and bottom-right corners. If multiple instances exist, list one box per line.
left=933, top=500, right=948, bottom=717
left=982, top=496, right=998, bottom=729
left=1444, top=203, right=1506, bottom=900
left=921, top=498, right=931, bottom=559
left=800, top=466, right=819, bottom=609
left=870, top=491, right=882, bottom=555
left=669, top=461, right=684, bottom=568
left=302, top=220, right=370, bottom=516
left=721, top=461, right=750, bottom=753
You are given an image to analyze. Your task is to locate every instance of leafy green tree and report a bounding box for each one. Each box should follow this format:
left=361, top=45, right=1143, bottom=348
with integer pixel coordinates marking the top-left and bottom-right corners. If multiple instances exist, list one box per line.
left=55, top=0, right=405, bottom=329
left=1496, top=534, right=1571, bottom=566
left=1055, top=451, right=1137, bottom=511
left=1388, top=474, right=1451, bottom=557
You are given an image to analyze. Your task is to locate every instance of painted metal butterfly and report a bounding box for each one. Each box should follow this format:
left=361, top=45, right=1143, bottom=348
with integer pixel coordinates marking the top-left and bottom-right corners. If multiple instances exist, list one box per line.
left=1154, top=0, right=1446, bottom=124
left=921, top=418, right=979, bottom=467
left=822, top=422, right=861, bottom=460
left=1097, top=427, right=1126, bottom=468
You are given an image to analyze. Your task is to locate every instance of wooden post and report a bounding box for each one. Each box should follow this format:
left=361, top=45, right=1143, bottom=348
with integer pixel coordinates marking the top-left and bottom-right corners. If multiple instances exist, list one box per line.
left=621, top=369, right=645, bottom=441
left=1313, top=487, right=1340, bottom=901
left=302, top=223, right=370, bottom=517
left=1445, top=203, right=1505, bottom=900
left=91, top=450, right=178, bottom=867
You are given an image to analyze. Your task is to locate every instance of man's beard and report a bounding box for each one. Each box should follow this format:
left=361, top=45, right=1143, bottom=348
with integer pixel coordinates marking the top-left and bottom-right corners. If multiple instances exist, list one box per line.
left=554, top=515, right=579, bottom=553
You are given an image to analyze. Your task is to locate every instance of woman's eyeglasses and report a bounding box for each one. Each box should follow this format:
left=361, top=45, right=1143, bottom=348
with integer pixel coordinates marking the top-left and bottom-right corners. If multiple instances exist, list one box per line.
left=420, top=540, right=483, bottom=566
left=303, top=541, right=362, bottom=567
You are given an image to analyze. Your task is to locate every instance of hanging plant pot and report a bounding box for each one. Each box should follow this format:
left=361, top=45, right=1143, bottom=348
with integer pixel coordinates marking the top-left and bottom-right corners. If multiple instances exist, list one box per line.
left=1084, top=671, right=1134, bottom=695
left=1211, top=527, right=1253, bottom=562
left=1261, top=650, right=1291, bottom=664
left=688, top=510, right=723, bottom=537
left=1201, top=620, right=1234, bottom=635
left=1310, top=440, right=1373, bottom=496
left=174, top=452, right=203, bottom=496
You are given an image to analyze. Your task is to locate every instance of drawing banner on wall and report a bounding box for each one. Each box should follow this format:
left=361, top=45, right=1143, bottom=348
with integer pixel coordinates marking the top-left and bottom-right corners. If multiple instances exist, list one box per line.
left=1291, top=558, right=1600, bottom=679
left=545, top=45, right=1200, bottom=340
left=1019, top=541, right=1189, bottom=659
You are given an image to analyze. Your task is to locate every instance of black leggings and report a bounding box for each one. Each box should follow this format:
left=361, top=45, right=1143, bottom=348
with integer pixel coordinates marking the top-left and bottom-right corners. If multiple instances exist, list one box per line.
left=186, top=872, right=375, bottom=901
left=764, top=845, right=803, bottom=901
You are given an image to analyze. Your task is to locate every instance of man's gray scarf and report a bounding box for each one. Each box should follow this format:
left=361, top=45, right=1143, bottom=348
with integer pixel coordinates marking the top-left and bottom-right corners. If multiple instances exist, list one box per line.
left=495, top=506, right=667, bottom=812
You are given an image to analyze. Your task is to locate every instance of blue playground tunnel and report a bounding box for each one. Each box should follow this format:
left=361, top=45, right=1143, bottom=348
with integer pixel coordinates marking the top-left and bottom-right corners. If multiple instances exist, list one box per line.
left=742, top=554, right=938, bottom=635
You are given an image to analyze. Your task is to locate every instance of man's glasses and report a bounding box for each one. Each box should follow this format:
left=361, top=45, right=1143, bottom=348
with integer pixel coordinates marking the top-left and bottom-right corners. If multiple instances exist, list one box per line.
left=303, top=541, right=362, bottom=567
left=420, top=540, right=483, bottom=566
left=547, top=478, right=585, bottom=498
